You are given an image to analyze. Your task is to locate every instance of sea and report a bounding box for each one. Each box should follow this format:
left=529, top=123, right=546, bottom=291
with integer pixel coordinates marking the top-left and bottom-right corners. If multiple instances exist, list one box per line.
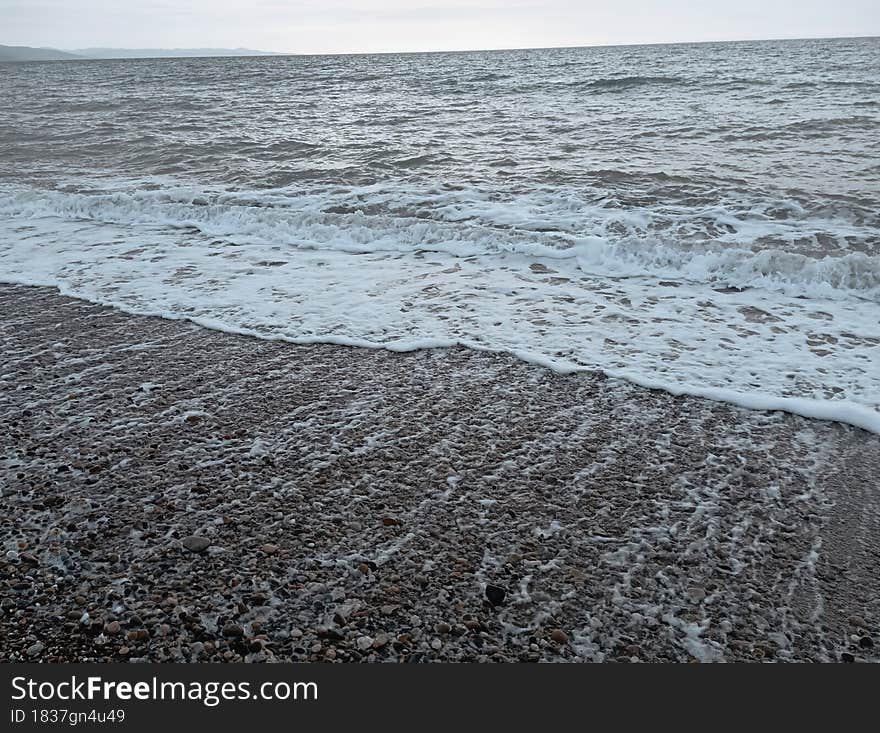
left=1, top=37, right=878, bottom=431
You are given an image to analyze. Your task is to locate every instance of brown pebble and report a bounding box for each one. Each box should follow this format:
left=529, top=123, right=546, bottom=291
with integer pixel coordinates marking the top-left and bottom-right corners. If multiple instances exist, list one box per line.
left=358, top=563, right=371, bottom=575
left=848, top=615, right=867, bottom=629
left=259, top=543, right=279, bottom=555
left=550, top=629, right=569, bottom=644
left=103, top=621, right=121, bottom=635
left=382, top=517, right=400, bottom=526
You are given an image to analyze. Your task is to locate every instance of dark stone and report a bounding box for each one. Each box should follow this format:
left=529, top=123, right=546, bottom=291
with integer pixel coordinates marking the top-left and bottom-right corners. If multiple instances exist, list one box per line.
left=232, top=640, right=249, bottom=655
left=182, top=536, right=211, bottom=553
left=841, top=652, right=855, bottom=663
left=858, top=636, right=873, bottom=649
left=485, top=584, right=506, bottom=606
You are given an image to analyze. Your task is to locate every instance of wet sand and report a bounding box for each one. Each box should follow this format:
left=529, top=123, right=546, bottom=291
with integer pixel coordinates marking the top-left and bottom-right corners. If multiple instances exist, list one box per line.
left=1, top=283, right=878, bottom=662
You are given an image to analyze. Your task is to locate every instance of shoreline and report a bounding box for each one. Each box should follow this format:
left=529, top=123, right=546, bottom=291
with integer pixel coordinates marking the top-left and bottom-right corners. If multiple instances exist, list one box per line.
left=5, top=277, right=878, bottom=436
left=1, top=283, right=878, bottom=662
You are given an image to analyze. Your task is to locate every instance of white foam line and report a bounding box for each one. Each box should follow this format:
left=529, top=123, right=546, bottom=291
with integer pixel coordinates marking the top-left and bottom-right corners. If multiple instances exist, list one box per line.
left=7, top=279, right=879, bottom=436
left=491, top=347, right=880, bottom=434
left=606, top=368, right=880, bottom=435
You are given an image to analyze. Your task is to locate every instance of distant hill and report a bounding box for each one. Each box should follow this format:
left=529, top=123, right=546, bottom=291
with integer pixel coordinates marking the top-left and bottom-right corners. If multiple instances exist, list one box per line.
left=0, top=44, right=82, bottom=61
left=70, top=47, right=283, bottom=59
left=0, top=44, right=284, bottom=62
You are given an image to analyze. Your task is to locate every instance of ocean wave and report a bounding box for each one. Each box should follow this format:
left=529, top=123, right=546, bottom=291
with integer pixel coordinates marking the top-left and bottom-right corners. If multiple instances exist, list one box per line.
left=466, top=72, right=511, bottom=82
left=575, top=75, right=685, bottom=91
left=1, top=182, right=878, bottom=300
left=573, top=239, right=880, bottom=298
left=2, top=179, right=879, bottom=434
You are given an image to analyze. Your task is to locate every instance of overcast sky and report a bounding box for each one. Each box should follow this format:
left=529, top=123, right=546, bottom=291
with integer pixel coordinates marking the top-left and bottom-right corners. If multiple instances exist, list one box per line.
left=3, top=0, right=879, bottom=54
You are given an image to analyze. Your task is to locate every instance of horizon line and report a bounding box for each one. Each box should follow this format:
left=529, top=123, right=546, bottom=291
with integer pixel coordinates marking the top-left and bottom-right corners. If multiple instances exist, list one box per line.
left=5, top=32, right=877, bottom=60
left=274, top=32, right=878, bottom=57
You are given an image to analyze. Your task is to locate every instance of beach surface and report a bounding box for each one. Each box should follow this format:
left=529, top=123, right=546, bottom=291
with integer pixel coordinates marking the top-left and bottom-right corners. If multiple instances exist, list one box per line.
left=1, top=283, right=878, bottom=662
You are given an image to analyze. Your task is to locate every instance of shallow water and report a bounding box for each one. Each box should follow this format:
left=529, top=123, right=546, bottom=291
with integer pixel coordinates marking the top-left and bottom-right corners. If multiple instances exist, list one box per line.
left=1, top=38, right=878, bottom=429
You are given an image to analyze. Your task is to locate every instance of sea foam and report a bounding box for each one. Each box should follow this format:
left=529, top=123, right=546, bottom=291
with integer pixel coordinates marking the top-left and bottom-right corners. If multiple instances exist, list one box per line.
left=1, top=180, right=878, bottom=433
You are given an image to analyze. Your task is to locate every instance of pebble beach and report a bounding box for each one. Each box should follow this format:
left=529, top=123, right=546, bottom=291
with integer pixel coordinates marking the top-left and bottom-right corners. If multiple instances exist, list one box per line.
left=1, top=283, right=878, bottom=663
